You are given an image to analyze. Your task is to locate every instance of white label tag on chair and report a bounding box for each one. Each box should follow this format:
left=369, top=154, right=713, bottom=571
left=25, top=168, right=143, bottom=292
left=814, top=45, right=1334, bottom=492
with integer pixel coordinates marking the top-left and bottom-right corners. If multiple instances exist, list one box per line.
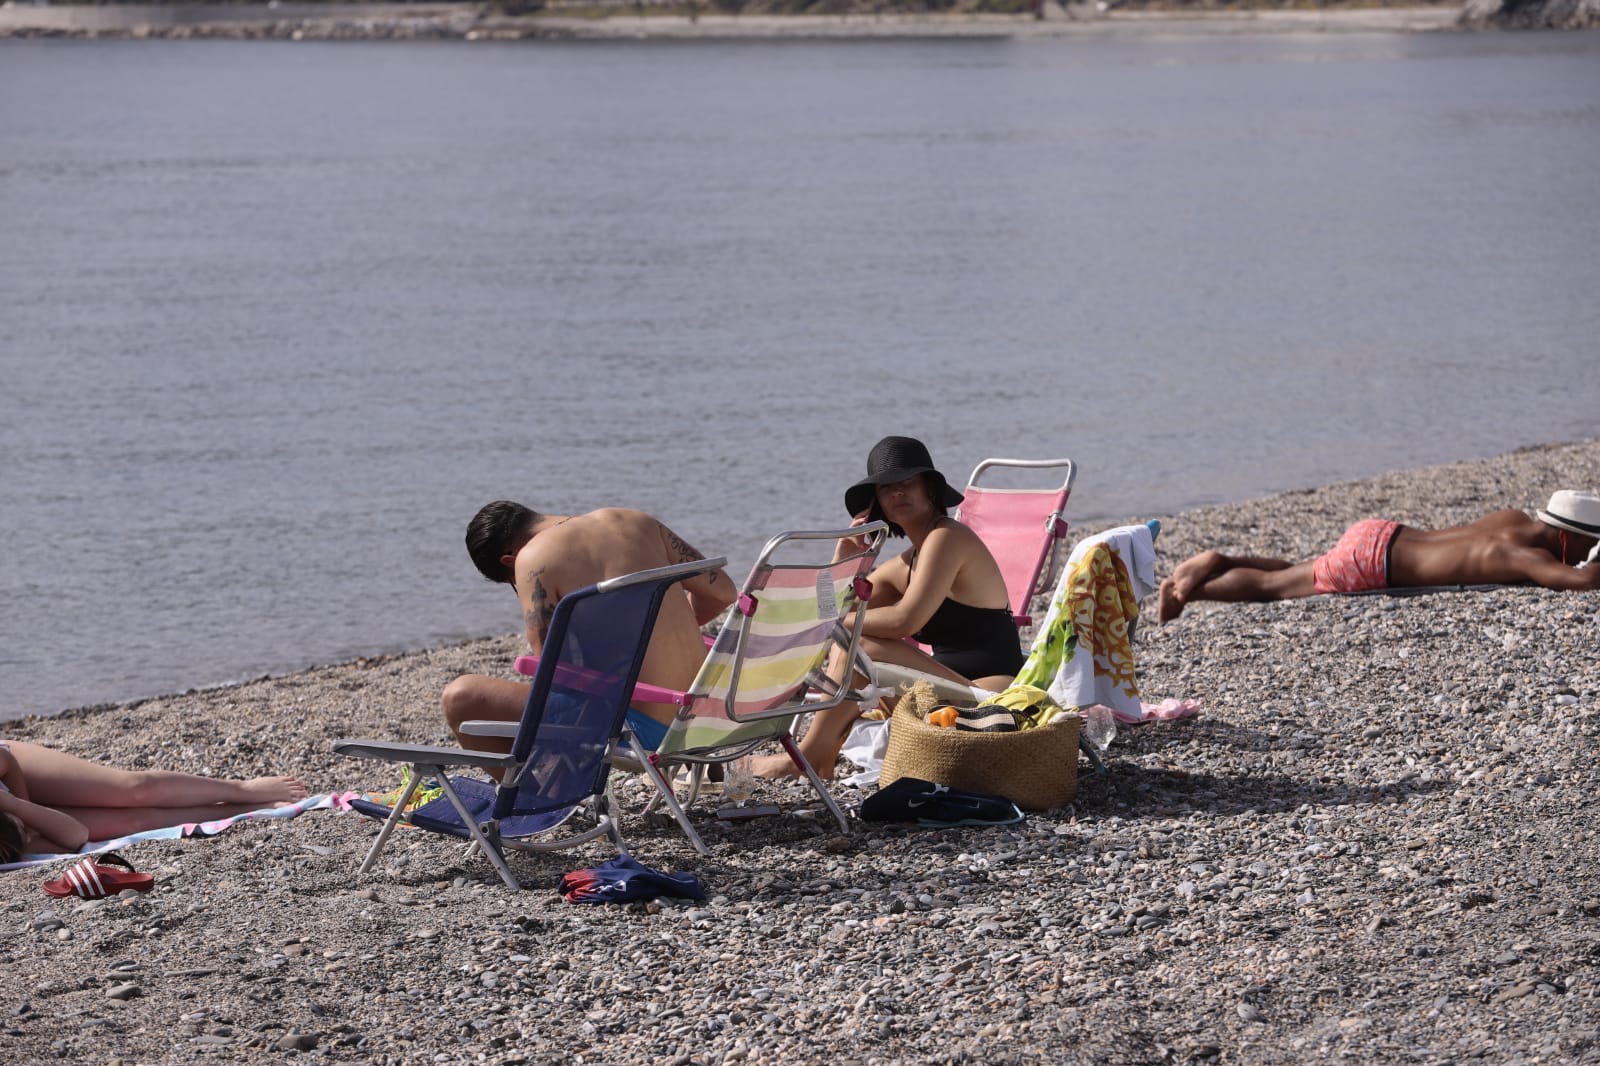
left=816, top=567, right=836, bottom=619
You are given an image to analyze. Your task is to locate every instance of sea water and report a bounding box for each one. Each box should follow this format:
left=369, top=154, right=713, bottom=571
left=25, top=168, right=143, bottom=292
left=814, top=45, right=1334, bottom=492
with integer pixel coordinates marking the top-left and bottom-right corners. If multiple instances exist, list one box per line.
left=2, top=31, right=1597, bottom=719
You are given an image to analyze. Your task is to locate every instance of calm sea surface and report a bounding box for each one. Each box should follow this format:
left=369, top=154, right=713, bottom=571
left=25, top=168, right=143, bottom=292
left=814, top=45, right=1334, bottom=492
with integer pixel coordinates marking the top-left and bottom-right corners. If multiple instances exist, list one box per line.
left=2, top=30, right=1597, bottom=720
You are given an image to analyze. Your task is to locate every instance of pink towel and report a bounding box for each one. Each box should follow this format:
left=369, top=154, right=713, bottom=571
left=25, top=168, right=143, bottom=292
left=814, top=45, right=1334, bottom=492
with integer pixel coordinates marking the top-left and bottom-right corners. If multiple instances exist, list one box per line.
left=1092, top=699, right=1202, bottom=725
left=1134, top=698, right=1202, bottom=723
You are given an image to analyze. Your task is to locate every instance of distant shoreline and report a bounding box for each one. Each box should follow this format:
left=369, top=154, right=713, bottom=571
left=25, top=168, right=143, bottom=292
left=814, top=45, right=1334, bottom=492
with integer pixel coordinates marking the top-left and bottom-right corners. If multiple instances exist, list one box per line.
left=0, top=2, right=1468, bottom=39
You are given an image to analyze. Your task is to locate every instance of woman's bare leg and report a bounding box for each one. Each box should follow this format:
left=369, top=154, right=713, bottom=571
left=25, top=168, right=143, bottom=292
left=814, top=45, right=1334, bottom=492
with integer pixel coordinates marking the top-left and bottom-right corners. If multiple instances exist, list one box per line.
left=752, top=640, right=859, bottom=781
left=7, top=741, right=307, bottom=811
left=754, top=636, right=980, bottom=781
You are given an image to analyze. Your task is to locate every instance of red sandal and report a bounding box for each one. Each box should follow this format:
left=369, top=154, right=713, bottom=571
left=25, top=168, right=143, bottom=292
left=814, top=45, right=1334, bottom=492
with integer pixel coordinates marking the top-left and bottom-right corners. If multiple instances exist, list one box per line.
left=42, top=854, right=155, bottom=899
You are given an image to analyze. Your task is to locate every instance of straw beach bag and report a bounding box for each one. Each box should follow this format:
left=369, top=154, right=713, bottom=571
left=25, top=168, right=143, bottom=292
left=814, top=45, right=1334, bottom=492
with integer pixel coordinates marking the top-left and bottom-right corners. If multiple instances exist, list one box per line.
left=880, top=682, right=1080, bottom=811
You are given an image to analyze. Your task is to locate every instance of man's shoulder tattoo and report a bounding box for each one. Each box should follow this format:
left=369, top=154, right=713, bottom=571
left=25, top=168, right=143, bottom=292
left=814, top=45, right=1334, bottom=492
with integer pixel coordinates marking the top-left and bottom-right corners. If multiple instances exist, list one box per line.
left=662, top=524, right=705, bottom=564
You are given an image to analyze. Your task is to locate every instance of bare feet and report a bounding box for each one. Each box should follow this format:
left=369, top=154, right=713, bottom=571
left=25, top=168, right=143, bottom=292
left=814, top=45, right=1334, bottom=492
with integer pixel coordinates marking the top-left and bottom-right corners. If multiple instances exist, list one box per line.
left=239, top=776, right=310, bottom=804
left=1159, top=550, right=1226, bottom=622
left=750, top=753, right=805, bottom=780
left=1158, top=577, right=1187, bottom=623
left=751, top=752, right=841, bottom=781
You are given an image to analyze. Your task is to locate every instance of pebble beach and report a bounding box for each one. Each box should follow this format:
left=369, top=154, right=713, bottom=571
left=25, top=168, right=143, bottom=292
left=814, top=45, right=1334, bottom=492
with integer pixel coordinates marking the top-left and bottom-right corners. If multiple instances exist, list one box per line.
left=4, top=439, right=1599, bottom=1065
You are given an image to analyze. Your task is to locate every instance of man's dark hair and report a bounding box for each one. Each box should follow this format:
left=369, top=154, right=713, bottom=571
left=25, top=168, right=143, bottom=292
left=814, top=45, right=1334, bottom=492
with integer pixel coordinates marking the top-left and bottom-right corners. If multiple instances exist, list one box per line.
left=466, top=501, right=539, bottom=584
left=0, top=814, right=24, bottom=866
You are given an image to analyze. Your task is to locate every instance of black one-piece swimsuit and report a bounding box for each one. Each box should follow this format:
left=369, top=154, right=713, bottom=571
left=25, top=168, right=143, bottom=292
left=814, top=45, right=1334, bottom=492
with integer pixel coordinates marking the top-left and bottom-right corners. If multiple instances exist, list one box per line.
left=913, top=596, right=1024, bottom=680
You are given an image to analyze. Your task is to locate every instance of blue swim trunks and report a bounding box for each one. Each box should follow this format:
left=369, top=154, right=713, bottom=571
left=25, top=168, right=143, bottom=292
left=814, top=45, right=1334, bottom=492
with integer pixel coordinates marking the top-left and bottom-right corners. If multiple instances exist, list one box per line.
left=624, top=708, right=669, bottom=752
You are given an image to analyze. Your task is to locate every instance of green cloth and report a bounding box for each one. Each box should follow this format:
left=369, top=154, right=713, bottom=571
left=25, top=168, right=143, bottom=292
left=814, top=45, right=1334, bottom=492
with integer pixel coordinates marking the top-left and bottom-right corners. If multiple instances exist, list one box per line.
left=1014, top=617, right=1076, bottom=696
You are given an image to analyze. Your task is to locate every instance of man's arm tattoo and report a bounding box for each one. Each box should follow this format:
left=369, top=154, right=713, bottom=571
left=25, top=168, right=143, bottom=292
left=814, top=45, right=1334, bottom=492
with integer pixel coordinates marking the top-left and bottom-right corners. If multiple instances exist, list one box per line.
left=663, top=525, right=704, bottom=563
left=525, top=573, right=556, bottom=644
left=662, top=522, right=721, bottom=584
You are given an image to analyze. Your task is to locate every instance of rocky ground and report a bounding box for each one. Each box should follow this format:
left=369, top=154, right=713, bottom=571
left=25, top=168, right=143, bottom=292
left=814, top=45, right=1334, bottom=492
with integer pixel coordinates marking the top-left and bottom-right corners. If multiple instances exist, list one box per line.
left=4, top=439, right=1599, bottom=1064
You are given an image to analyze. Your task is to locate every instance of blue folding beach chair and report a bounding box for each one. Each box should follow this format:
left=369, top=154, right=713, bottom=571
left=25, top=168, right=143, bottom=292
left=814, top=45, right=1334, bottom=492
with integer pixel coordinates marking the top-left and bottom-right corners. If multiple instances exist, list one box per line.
left=332, top=557, right=725, bottom=891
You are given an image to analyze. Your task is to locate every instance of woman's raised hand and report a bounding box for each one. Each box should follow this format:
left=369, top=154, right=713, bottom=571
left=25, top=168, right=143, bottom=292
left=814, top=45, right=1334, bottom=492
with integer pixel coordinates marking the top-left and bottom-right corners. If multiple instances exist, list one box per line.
left=835, top=511, right=874, bottom=560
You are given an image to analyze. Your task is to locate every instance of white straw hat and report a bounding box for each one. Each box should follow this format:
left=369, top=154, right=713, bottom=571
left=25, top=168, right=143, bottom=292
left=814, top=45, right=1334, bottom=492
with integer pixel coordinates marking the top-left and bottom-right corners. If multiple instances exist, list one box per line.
left=1535, top=490, right=1600, bottom=538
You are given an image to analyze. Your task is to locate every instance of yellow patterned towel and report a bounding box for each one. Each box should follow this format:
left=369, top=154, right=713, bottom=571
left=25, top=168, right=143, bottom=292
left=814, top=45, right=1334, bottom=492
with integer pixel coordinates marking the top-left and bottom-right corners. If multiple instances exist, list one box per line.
left=973, top=683, right=1069, bottom=730
left=1014, top=542, right=1142, bottom=720
left=373, top=766, right=444, bottom=813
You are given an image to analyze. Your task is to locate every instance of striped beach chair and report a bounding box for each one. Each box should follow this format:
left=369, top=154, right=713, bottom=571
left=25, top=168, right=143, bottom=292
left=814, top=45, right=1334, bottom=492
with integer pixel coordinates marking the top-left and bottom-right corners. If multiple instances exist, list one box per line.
left=630, top=523, right=887, bottom=854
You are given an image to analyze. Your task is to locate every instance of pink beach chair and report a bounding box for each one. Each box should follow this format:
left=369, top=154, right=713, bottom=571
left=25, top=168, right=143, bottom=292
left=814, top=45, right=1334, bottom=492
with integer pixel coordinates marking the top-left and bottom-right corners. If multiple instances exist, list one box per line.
left=954, top=457, right=1077, bottom=629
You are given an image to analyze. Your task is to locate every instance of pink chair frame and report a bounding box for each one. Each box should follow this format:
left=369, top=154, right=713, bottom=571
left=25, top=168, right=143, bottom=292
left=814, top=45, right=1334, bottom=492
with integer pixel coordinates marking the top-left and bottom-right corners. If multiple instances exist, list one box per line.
left=954, top=457, right=1076, bottom=628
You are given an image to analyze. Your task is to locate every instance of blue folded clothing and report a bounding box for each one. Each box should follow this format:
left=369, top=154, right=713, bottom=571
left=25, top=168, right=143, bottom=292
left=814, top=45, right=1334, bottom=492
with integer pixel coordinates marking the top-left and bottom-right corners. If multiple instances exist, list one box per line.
left=557, top=855, right=707, bottom=904
left=624, top=708, right=669, bottom=752
left=859, top=777, right=1024, bottom=828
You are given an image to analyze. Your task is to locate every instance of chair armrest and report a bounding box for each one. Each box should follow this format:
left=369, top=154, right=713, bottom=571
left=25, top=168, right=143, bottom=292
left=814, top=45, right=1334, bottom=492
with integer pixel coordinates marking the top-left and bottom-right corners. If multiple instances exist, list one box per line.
left=331, top=738, right=518, bottom=772
left=457, top=721, right=518, bottom=739
left=631, top=680, right=690, bottom=705
left=867, top=661, right=997, bottom=704
left=514, top=655, right=692, bottom=707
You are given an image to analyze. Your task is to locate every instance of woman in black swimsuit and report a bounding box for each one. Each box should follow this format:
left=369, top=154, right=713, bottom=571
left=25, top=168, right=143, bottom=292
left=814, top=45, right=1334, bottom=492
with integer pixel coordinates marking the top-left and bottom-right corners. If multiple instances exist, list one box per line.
left=755, top=436, right=1022, bottom=780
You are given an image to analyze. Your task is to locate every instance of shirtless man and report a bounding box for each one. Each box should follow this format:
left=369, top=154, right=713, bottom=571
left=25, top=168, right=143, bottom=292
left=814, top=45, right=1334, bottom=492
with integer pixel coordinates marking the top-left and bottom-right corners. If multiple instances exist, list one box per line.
left=443, top=502, right=734, bottom=754
left=1158, top=490, right=1600, bottom=622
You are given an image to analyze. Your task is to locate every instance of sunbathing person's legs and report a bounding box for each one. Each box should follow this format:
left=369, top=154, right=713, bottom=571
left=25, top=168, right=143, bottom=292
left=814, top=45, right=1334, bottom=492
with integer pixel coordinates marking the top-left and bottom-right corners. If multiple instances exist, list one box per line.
left=753, top=635, right=978, bottom=781
left=1158, top=551, right=1316, bottom=621
left=8, top=740, right=307, bottom=812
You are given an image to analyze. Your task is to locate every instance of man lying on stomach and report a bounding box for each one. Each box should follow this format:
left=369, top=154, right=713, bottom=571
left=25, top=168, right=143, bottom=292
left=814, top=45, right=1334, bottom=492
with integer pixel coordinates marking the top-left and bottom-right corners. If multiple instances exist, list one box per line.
left=1159, top=490, right=1600, bottom=622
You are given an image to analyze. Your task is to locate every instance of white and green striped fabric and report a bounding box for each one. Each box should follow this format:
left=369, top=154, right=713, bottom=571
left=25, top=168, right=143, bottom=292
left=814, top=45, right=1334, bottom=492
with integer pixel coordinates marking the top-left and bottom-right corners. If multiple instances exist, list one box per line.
left=656, top=556, right=871, bottom=758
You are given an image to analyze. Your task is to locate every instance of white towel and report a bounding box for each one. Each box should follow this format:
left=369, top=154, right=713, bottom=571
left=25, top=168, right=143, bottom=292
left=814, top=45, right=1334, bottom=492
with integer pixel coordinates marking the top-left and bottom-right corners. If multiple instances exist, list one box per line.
left=1068, top=523, right=1159, bottom=601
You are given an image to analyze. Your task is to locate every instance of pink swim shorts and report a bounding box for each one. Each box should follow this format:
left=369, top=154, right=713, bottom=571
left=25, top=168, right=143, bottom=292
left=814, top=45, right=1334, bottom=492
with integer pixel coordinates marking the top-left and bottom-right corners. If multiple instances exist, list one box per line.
left=1312, top=519, right=1402, bottom=595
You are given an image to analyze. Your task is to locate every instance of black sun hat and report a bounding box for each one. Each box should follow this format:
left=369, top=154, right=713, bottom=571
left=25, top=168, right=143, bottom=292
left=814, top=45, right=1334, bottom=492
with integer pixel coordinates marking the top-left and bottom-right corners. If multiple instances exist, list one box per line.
left=845, top=436, right=965, bottom=517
